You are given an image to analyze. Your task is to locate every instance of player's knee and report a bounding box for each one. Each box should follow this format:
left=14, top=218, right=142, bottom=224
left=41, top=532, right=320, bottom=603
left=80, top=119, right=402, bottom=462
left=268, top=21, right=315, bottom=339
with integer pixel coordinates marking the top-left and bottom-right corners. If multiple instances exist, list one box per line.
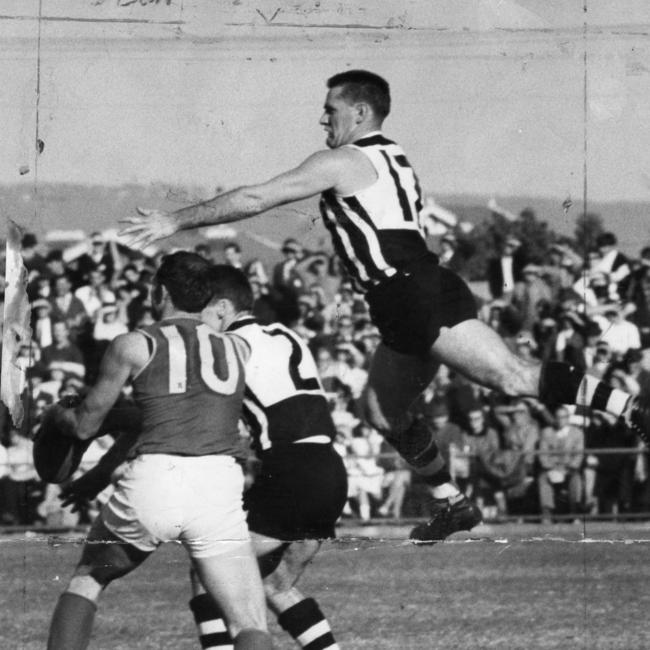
left=66, top=574, right=104, bottom=603
left=258, top=543, right=289, bottom=579
left=233, top=628, right=273, bottom=650
left=486, top=357, right=534, bottom=396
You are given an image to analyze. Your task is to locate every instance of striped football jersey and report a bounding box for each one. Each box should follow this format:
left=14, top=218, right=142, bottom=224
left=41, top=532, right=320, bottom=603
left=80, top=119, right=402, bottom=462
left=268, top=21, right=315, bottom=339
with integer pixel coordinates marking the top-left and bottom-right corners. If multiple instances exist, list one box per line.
left=227, top=317, right=336, bottom=452
left=319, top=132, right=430, bottom=289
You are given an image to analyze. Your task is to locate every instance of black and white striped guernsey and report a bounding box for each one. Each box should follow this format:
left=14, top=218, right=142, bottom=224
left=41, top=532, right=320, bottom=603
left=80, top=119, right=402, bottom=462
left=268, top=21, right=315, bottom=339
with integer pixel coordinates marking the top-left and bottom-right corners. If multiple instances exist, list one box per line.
left=227, top=317, right=336, bottom=452
left=319, top=132, right=431, bottom=290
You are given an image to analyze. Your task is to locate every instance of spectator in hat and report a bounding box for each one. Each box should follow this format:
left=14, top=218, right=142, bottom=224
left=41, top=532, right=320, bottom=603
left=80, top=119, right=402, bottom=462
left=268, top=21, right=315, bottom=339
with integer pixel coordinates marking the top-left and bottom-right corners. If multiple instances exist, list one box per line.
left=297, top=252, right=340, bottom=304
left=512, top=263, right=553, bottom=332
left=223, top=242, right=243, bottom=269
left=291, top=293, right=322, bottom=340
left=45, top=249, right=66, bottom=278
left=331, top=341, right=368, bottom=401
left=494, top=400, right=540, bottom=478
left=75, top=231, right=116, bottom=286
left=624, top=246, right=650, bottom=348
left=594, top=231, right=631, bottom=301
left=583, top=320, right=604, bottom=369
left=31, top=298, right=54, bottom=349
left=272, top=237, right=305, bottom=295
left=552, top=310, right=587, bottom=371
left=314, top=346, right=338, bottom=394
left=424, top=399, right=466, bottom=472
left=487, top=235, right=528, bottom=300
left=21, top=232, right=47, bottom=280
left=461, top=406, right=504, bottom=517
left=194, top=242, right=215, bottom=263
left=49, top=273, right=88, bottom=340
left=537, top=405, right=584, bottom=522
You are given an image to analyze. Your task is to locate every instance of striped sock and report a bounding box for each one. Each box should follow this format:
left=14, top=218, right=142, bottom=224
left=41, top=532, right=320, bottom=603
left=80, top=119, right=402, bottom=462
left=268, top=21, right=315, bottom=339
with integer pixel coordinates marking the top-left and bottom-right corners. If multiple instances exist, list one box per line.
left=277, top=598, right=339, bottom=650
left=539, top=361, right=631, bottom=417
left=189, top=594, right=233, bottom=650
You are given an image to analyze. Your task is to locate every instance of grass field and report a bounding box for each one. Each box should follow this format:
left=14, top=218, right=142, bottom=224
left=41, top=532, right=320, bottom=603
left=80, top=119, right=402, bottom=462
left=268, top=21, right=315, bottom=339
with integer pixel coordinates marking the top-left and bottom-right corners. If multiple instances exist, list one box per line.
left=2, top=522, right=650, bottom=650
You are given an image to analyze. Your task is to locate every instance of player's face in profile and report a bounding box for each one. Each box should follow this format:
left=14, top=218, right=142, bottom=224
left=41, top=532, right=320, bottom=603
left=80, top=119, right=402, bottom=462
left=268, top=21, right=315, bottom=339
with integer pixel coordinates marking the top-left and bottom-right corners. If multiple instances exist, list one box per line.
left=320, top=86, right=358, bottom=148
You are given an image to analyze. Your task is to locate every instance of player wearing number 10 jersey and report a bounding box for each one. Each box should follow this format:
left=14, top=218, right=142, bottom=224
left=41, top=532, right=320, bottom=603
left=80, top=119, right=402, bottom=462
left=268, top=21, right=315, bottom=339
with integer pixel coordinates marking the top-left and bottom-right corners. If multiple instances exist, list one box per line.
left=187, top=265, right=347, bottom=650
left=47, top=252, right=272, bottom=650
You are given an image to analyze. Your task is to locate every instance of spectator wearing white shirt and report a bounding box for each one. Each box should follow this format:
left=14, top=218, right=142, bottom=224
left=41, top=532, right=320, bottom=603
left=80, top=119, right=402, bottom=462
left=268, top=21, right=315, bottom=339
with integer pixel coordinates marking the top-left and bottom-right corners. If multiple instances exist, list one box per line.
left=75, top=268, right=116, bottom=321
left=596, top=303, right=641, bottom=357
left=594, top=232, right=631, bottom=301
left=2, top=431, right=39, bottom=525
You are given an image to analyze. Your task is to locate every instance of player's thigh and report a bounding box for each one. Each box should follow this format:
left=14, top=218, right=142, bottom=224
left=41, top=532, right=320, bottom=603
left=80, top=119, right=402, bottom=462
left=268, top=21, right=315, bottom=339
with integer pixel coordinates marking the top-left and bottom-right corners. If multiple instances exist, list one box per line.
left=431, top=318, right=539, bottom=394
left=365, top=342, right=438, bottom=426
left=192, top=544, right=267, bottom=635
left=251, top=531, right=288, bottom=558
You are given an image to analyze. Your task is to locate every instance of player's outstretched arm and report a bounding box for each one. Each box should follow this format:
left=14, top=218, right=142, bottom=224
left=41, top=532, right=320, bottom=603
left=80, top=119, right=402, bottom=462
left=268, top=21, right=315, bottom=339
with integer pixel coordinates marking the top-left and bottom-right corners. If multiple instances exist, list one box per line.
left=118, top=149, right=347, bottom=249
left=75, top=333, right=148, bottom=440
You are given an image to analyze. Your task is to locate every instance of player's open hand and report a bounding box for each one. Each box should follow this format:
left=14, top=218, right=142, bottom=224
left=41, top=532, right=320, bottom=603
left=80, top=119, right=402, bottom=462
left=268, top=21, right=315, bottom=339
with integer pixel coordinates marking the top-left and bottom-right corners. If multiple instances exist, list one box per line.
left=118, top=207, right=178, bottom=250
left=59, top=469, right=108, bottom=512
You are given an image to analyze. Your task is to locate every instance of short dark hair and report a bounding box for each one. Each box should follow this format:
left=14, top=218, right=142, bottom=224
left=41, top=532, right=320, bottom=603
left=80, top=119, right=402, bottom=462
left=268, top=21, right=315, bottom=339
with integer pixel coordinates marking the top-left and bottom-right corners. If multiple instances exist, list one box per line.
left=154, top=251, right=214, bottom=312
left=596, top=232, right=617, bottom=248
left=224, top=242, right=241, bottom=253
left=327, top=70, right=391, bottom=120
left=207, top=265, right=254, bottom=313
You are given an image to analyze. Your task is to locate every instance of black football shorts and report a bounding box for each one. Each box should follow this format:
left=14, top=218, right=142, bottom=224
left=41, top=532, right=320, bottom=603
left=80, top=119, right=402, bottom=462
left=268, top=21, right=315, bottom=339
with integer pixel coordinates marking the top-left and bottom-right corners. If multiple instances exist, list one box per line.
left=245, top=443, right=348, bottom=541
left=366, top=253, right=477, bottom=356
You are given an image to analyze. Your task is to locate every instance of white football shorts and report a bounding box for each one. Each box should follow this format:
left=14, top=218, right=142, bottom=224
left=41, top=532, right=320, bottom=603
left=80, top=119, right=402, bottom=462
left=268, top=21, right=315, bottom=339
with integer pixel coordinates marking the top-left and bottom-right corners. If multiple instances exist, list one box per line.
left=102, top=454, right=249, bottom=558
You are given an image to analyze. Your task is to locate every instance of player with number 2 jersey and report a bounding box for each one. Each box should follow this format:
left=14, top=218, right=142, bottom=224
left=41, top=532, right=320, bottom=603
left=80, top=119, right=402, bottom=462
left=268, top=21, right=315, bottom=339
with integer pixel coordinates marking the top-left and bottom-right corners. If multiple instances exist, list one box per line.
left=188, top=265, right=346, bottom=650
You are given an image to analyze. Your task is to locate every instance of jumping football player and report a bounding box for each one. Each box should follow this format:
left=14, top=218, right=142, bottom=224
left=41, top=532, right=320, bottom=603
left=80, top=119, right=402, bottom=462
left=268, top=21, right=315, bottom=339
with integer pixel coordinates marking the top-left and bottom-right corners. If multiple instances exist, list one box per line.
left=46, top=252, right=272, bottom=650
left=119, top=70, right=649, bottom=543
left=62, top=265, right=347, bottom=650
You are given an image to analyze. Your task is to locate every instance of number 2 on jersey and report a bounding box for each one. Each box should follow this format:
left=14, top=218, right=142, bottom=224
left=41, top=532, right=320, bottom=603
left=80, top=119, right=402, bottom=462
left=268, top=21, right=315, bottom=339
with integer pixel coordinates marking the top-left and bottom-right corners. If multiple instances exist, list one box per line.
left=160, top=324, right=240, bottom=395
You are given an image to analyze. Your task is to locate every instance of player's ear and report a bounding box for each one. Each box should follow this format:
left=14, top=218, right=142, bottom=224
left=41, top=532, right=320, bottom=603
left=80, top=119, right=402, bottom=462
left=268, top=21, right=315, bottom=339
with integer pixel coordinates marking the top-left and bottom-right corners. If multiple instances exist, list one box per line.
left=355, top=102, right=370, bottom=123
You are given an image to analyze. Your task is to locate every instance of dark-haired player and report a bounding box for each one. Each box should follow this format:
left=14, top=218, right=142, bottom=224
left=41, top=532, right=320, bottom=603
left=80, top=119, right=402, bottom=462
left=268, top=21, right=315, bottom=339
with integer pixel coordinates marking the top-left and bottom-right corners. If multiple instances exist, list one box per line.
left=47, top=252, right=272, bottom=650
left=189, top=264, right=346, bottom=650
left=120, top=70, right=649, bottom=543
left=63, top=265, right=346, bottom=650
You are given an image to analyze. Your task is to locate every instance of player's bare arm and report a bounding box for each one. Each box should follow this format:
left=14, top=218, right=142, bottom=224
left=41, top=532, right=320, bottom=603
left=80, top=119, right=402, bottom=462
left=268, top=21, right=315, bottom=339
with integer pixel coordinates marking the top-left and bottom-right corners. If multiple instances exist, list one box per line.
left=118, top=147, right=372, bottom=249
left=73, top=333, right=149, bottom=440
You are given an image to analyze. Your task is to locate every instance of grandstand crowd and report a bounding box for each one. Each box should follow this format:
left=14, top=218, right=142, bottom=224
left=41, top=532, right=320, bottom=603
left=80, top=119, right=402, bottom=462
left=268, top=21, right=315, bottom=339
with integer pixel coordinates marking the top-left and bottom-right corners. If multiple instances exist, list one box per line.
left=1, top=214, right=650, bottom=527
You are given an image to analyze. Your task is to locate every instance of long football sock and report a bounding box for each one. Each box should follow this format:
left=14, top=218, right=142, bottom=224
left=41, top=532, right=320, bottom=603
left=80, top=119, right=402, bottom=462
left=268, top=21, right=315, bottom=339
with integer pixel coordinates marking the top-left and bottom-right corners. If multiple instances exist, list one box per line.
left=539, top=361, right=631, bottom=417
left=47, top=592, right=97, bottom=650
left=277, top=597, right=339, bottom=650
left=386, top=416, right=452, bottom=486
left=189, top=594, right=233, bottom=650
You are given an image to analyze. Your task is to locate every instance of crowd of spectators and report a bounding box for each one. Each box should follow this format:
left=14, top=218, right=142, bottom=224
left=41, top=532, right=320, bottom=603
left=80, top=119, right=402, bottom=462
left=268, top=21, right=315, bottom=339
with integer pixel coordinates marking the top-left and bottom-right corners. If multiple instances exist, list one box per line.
left=1, top=221, right=650, bottom=527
